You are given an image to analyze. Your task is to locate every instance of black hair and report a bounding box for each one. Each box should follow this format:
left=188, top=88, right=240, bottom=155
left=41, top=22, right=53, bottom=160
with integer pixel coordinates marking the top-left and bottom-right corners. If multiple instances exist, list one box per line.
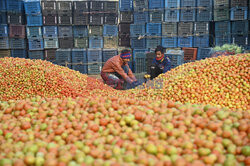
left=155, top=45, right=165, bottom=54
left=121, top=49, right=131, bottom=54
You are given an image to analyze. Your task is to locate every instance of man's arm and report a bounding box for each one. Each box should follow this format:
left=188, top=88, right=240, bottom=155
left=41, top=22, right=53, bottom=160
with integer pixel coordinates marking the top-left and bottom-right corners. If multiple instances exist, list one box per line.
left=163, top=57, right=171, bottom=73
left=112, top=62, right=133, bottom=83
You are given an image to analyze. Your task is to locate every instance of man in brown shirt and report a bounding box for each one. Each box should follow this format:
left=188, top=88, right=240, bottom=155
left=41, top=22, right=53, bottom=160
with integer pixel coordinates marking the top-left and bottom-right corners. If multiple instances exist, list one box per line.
left=101, top=49, right=139, bottom=90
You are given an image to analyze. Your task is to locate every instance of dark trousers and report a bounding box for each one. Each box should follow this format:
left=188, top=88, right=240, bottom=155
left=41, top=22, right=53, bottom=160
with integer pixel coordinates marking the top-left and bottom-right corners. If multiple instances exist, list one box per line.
left=150, top=65, right=163, bottom=80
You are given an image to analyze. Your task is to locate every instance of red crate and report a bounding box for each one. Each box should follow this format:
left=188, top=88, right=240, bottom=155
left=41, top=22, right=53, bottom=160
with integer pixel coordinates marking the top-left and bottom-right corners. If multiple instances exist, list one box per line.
left=9, top=25, right=26, bottom=38
left=182, top=47, right=197, bottom=60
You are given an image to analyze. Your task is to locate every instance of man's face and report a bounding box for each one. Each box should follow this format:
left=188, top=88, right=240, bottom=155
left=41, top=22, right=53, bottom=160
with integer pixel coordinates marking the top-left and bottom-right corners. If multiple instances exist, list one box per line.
left=123, top=59, right=130, bottom=63
left=156, top=51, right=163, bottom=58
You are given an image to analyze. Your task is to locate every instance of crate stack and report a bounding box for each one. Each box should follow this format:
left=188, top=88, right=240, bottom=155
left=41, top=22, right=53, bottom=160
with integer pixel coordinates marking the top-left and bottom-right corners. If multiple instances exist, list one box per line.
left=24, top=0, right=43, bottom=59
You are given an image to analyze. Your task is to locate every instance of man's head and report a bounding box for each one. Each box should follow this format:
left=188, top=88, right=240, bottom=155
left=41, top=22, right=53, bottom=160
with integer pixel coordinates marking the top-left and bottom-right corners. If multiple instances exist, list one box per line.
left=155, top=45, right=165, bottom=59
left=120, top=49, right=131, bottom=63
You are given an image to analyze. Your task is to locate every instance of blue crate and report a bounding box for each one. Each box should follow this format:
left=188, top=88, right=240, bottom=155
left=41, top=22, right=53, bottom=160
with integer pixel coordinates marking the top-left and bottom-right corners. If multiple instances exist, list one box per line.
left=162, top=37, right=178, bottom=48
left=146, top=38, right=161, bottom=49
left=166, top=50, right=184, bottom=68
left=6, top=0, right=23, bottom=12
left=28, top=50, right=44, bottom=60
left=24, top=0, right=41, bottom=15
left=131, top=38, right=146, bottom=49
left=180, top=8, right=196, bottom=22
left=10, top=38, right=26, bottom=49
left=73, top=26, right=88, bottom=38
left=72, top=49, right=87, bottom=63
left=130, top=24, right=146, bottom=37
left=27, top=14, right=43, bottom=26
left=87, top=48, right=102, bottom=62
left=181, top=0, right=196, bottom=7
left=178, top=37, right=193, bottom=47
left=148, top=0, right=164, bottom=9
left=103, top=25, right=118, bottom=36
left=231, top=7, right=248, bottom=21
left=89, top=37, right=103, bottom=48
left=72, top=64, right=88, bottom=74
left=215, top=21, right=231, bottom=35
left=197, top=0, right=212, bottom=7
left=215, top=35, right=231, bottom=46
left=0, top=37, right=9, bottom=49
left=134, top=11, right=149, bottom=23
left=0, top=12, right=7, bottom=24
left=194, top=35, right=210, bottom=47
left=44, top=38, right=59, bottom=49
left=146, top=23, right=162, bottom=36
left=0, top=25, right=8, bottom=37
left=165, top=0, right=180, bottom=8
left=197, top=48, right=212, bottom=60
left=102, top=49, right=118, bottom=62
left=133, top=0, right=148, bottom=11
left=0, top=0, right=6, bottom=11
left=149, top=10, right=164, bottom=23
left=58, top=26, right=73, bottom=38
left=132, top=49, right=148, bottom=59
left=28, top=38, right=44, bottom=50
left=11, top=50, right=27, bottom=58
left=88, top=64, right=102, bottom=74
left=232, top=34, right=248, bottom=47
left=196, top=8, right=212, bottom=21
left=232, top=21, right=248, bottom=35
left=119, top=0, right=133, bottom=11
left=26, top=26, right=42, bottom=38
left=43, top=26, right=58, bottom=38
left=134, top=53, right=146, bottom=73
left=55, top=49, right=71, bottom=65
left=194, top=22, right=210, bottom=35
left=165, top=9, right=180, bottom=22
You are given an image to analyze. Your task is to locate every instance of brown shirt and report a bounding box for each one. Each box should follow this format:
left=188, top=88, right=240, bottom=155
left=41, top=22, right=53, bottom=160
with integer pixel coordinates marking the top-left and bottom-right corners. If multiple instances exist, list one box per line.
left=102, top=55, right=135, bottom=80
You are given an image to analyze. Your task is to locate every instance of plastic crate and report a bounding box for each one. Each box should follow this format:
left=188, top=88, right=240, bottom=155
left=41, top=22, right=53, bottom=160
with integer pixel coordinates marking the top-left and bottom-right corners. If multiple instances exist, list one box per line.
left=162, top=23, right=177, bottom=37
left=134, top=52, right=146, bottom=73
left=58, top=13, right=73, bottom=25
left=230, top=7, right=248, bottom=20
left=165, top=9, right=180, bottom=22
left=130, top=24, right=146, bottom=37
left=120, top=11, right=133, bottom=23
left=43, top=14, right=57, bottom=25
left=7, top=12, right=24, bottom=25
left=0, top=0, right=6, bottom=11
left=59, top=37, right=74, bottom=49
left=131, top=38, right=146, bottom=49
left=6, top=0, right=23, bottom=12
left=58, top=26, right=73, bottom=38
left=162, top=37, right=178, bottom=48
left=214, top=8, right=230, bottom=21
left=9, top=25, right=25, bottom=38
left=119, top=23, right=130, bottom=35
left=166, top=50, right=184, bottom=68
left=196, top=8, right=212, bottom=21
left=215, top=35, right=231, bottom=46
left=194, top=22, right=210, bottom=35
left=72, top=48, right=87, bottom=63
left=73, top=1, right=89, bottom=12
left=231, top=21, right=248, bottom=35
left=148, top=0, right=164, bottom=9
left=102, top=49, right=118, bottom=62
left=178, top=37, right=193, bottom=47
left=231, top=0, right=248, bottom=7
left=180, top=0, right=196, bottom=7
left=28, top=38, right=44, bottom=50
left=197, top=0, right=212, bottom=7
left=104, top=13, right=118, bottom=25
left=0, top=37, right=10, bottom=49
left=146, top=23, right=161, bottom=36
left=89, top=25, right=103, bottom=36
left=104, top=1, right=118, bottom=12
left=197, top=48, right=212, bottom=60
left=87, top=48, right=102, bottom=62
left=89, top=37, right=103, bottom=48
left=27, top=14, right=43, bottom=26
left=28, top=50, right=44, bottom=60
left=0, top=12, right=7, bottom=24
left=182, top=47, right=197, bottom=61
left=134, top=11, right=149, bottom=23
left=26, top=26, right=42, bottom=38
left=0, top=25, right=8, bottom=37
left=56, top=49, right=71, bottom=65
left=232, top=34, right=248, bottom=47
left=103, top=25, right=118, bottom=37
left=178, top=22, right=193, bottom=37
left=10, top=38, right=26, bottom=49
left=88, top=64, right=102, bottom=75
left=44, top=38, right=58, bottom=49
left=41, top=1, right=57, bottom=14
left=89, top=13, right=104, bottom=25
left=214, top=0, right=230, bottom=7
left=215, top=21, right=231, bottom=35
left=0, top=50, right=11, bottom=58
left=194, top=35, right=210, bottom=47
left=146, top=38, right=161, bottom=49
left=119, top=0, right=133, bottom=11
left=43, top=26, right=58, bottom=38
left=24, top=0, right=41, bottom=15
left=89, top=1, right=104, bottom=12
left=180, top=8, right=196, bottom=22
left=74, top=37, right=88, bottom=48
left=73, top=13, right=89, bottom=25
left=73, top=26, right=88, bottom=38
left=133, top=0, right=148, bottom=11
left=103, top=36, right=118, bottom=49
left=119, top=36, right=130, bottom=47
left=165, top=0, right=180, bottom=8
left=57, top=1, right=72, bottom=14
left=149, top=10, right=164, bottom=23
left=11, top=50, right=27, bottom=58
left=44, top=49, right=56, bottom=62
